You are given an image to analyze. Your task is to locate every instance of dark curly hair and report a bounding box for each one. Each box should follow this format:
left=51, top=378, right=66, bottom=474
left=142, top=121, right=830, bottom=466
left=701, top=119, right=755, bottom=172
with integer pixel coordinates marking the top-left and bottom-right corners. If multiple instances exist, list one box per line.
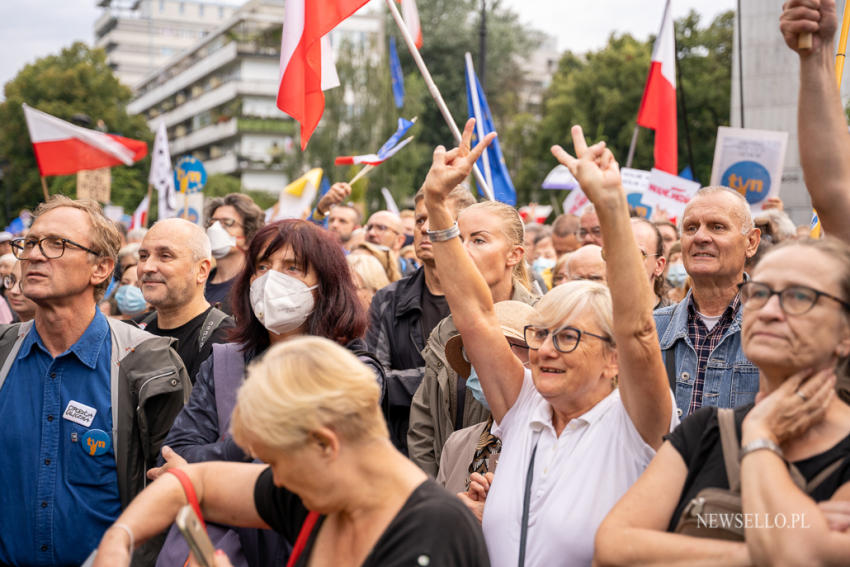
left=229, top=220, right=367, bottom=354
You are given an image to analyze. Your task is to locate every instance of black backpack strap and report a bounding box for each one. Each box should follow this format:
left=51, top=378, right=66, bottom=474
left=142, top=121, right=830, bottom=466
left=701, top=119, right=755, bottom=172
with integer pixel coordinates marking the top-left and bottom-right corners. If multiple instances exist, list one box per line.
left=198, top=308, right=232, bottom=351
left=664, top=346, right=677, bottom=392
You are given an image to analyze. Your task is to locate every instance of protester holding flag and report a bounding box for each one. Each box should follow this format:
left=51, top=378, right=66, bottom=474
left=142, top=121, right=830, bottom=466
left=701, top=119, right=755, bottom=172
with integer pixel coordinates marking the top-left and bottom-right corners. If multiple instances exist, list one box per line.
left=422, top=120, right=674, bottom=567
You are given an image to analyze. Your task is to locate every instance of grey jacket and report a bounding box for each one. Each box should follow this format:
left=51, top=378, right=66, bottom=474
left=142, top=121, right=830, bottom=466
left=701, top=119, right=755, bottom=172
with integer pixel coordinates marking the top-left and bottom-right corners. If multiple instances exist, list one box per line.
left=0, top=319, right=190, bottom=509
left=408, top=284, right=538, bottom=477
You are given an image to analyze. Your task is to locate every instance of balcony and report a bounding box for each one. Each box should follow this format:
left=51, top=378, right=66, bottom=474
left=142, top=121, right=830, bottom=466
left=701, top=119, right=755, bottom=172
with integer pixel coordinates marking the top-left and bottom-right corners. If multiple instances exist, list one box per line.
left=170, top=119, right=239, bottom=155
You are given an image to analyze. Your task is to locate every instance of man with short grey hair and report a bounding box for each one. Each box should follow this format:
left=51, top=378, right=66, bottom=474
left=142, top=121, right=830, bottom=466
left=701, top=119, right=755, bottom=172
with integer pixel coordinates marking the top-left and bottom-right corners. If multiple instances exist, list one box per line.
left=653, top=186, right=761, bottom=418
left=137, top=219, right=232, bottom=382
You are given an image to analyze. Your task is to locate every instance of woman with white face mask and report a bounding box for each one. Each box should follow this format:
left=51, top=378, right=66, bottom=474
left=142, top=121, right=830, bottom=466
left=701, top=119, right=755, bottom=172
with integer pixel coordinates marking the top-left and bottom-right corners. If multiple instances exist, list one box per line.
left=147, top=220, right=382, bottom=567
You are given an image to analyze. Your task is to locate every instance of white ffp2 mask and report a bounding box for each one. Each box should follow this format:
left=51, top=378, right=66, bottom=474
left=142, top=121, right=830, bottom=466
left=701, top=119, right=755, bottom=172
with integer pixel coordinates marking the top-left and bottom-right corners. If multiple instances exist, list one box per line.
left=249, top=270, right=317, bottom=335
left=207, top=221, right=237, bottom=259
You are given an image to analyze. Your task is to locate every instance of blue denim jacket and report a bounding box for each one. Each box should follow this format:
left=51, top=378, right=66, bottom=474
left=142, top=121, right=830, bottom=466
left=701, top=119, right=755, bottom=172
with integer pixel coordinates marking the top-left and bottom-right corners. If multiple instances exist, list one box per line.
left=654, top=291, right=759, bottom=419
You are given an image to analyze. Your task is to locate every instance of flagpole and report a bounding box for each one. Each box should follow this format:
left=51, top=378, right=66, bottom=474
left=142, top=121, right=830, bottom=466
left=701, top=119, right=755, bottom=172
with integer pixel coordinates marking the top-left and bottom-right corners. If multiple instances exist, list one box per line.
left=385, top=0, right=494, bottom=201
left=625, top=125, right=640, bottom=169
left=144, top=183, right=153, bottom=227
left=674, top=34, right=696, bottom=181
left=836, top=2, right=850, bottom=87
left=39, top=176, right=49, bottom=201
left=349, top=165, right=374, bottom=185
left=464, top=53, right=494, bottom=195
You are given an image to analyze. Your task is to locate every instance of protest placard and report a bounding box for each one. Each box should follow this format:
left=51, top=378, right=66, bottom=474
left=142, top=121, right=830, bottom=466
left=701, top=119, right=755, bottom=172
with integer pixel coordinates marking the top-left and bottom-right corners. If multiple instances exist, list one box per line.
left=641, top=168, right=701, bottom=218
left=620, top=168, right=653, bottom=218
left=562, top=188, right=589, bottom=216
left=76, top=168, right=111, bottom=203
left=709, top=126, right=788, bottom=213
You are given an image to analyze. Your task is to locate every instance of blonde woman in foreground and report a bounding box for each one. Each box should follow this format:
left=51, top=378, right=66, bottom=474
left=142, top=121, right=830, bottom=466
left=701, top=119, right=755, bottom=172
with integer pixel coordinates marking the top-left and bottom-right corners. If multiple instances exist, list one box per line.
left=93, top=337, right=489, bottom=567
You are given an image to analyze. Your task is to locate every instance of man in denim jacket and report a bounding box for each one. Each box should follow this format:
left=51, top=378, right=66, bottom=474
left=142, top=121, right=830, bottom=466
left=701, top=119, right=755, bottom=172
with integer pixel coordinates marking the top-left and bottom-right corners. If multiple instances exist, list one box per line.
left=654, top=187, right=761, bottom=418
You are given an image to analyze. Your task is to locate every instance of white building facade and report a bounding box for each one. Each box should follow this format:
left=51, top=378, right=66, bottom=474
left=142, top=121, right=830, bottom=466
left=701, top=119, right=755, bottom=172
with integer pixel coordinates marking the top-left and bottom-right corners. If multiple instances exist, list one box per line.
left=127, top=0, right=384, bottom=192
left=95, top=0, right=237, bottom=89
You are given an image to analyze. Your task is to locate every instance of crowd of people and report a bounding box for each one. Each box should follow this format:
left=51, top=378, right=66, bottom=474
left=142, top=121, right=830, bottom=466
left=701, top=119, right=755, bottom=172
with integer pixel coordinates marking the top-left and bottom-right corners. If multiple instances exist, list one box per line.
left=2, top=2, right=850, bottom=566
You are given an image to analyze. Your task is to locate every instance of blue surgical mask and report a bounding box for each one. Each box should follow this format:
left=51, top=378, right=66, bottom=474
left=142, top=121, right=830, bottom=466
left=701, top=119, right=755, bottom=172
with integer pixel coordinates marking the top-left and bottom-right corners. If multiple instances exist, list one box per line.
left=466, top=366, right=489, bottom=411
left=667, top=263, right=687, bottom=288
left=115, top=285, right=147, bottom=315
left=532, top=257, right=556, bottom=275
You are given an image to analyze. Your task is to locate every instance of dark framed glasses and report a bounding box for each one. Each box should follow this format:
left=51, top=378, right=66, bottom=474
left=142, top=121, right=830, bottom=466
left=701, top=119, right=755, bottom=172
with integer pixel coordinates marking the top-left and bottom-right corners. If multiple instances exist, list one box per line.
left=2, top=274, right=18, bottom=290
left=11, top=236, right=101, bottom=260
left=205, top=217, right=242, bottom=228
left=523, top=325, right=612, bottom=354
left=738, top=281, right=850, bottom=315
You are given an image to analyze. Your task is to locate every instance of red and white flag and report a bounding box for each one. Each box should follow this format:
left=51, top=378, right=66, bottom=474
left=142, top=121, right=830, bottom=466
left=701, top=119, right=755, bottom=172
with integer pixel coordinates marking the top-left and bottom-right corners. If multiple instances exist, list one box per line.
left=22, top=103, right=147, bottom=177
left=637, top=0, right=677, bottom=175
left=277, top=0, right=370, bottom=150
left=130, top=195, right=149, bottom=230
left=400, top=0, right=422, bottom=49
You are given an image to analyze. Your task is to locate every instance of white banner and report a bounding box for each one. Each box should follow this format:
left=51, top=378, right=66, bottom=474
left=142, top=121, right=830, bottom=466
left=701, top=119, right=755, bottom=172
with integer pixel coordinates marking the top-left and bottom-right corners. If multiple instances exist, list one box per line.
left=562, top=189, right=589, bottom=216
left=642, top=168, right=701, bottom=218
left=709, top=126, right=788, bottom=214
left=176, top=192, right=205, bottom=225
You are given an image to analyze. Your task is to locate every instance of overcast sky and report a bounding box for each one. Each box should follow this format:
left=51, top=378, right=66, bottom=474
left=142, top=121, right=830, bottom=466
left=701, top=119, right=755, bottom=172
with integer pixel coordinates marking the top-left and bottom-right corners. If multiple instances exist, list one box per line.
left=0, top=0, right=735, bottom=98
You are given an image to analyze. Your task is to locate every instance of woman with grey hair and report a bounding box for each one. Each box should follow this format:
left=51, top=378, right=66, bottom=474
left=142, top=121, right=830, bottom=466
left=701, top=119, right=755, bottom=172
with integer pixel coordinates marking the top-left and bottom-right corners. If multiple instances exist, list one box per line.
left=422, top=120, right=675, bottom=566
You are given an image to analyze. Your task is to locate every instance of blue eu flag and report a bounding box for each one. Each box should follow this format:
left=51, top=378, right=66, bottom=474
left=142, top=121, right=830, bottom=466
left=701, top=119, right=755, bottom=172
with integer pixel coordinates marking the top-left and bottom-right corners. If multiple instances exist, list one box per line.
left=465, top=54, right=516, bottom=205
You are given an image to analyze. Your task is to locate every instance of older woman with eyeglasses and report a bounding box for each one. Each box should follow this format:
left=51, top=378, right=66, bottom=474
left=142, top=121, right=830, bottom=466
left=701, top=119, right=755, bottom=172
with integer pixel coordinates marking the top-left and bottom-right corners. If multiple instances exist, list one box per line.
left=423, top=121, right=675, bottom=566
left=596, top=237, right=850, bottom=565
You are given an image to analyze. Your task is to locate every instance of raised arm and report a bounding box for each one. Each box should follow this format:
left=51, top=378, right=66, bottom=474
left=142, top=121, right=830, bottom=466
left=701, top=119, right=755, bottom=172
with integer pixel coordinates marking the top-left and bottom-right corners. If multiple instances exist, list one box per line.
left=552, top=126, right=672, bottom=448
left=422, top=119, right=525, bottom=423
left=781, top=0, right=850, bottom=242
left=94, top=462, right=267, bottom=566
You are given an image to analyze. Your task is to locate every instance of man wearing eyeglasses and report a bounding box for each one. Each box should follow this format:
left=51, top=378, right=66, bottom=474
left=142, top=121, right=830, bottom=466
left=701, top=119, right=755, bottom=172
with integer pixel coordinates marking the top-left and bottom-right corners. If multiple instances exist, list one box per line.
left=578, top=205, right=604, bottom=247
left=653, top=187, right=761, bottom=418
left=365, top=210, right=415, bottom=276
left=0, top=196, right=190, bottom=566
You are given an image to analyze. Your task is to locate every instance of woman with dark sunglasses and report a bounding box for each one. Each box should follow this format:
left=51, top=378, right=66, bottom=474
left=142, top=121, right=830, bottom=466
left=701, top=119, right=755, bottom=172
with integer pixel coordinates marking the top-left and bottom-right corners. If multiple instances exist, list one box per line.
left=423, top=120, right=675, bottom=566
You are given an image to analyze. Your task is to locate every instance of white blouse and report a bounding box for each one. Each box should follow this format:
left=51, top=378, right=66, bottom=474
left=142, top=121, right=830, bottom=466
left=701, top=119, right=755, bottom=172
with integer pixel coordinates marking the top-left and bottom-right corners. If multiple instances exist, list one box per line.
left=482, top=369, right=678, bottom=567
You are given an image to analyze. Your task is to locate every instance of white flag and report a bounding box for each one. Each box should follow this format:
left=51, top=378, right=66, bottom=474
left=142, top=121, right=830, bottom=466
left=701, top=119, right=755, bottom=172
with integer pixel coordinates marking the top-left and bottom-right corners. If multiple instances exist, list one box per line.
left=149, top=122, right=178, bottom=220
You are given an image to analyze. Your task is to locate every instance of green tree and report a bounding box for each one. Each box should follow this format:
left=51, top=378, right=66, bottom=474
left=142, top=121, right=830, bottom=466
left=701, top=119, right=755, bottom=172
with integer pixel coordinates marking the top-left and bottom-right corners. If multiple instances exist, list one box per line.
left=516, top=10, right=733, bottom=205
left=0, top=42, right=152, bottom=227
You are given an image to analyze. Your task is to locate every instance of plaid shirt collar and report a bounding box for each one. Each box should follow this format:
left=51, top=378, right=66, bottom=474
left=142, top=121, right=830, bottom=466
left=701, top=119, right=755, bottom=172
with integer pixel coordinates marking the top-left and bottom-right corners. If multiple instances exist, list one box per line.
left=684, top=286, right=743, bottom=414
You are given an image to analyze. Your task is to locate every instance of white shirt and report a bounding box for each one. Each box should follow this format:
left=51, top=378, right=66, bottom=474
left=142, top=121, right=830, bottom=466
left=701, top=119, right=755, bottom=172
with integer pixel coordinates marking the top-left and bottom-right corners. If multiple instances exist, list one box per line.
left=482, top=369, right=679, bottom=567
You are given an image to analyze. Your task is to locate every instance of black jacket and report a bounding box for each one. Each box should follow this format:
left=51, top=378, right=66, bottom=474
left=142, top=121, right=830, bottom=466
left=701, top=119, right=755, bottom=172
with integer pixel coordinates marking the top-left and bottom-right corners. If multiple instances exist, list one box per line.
left=366, top=267, right=429, bottom=454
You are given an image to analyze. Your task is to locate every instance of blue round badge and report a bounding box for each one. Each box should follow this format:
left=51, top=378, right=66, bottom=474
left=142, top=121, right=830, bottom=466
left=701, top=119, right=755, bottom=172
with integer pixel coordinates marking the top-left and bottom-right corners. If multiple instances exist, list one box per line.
left=81, top=429, right=111, bottom=457
left=720, top=161, right=772, bottom=205
left=173, top=156, right=207, bottom=194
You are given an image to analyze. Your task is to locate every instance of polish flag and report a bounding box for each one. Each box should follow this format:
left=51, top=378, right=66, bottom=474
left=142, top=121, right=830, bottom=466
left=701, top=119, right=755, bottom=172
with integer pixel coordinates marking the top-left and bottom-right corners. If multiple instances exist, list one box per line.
left=637, top=0, right=677, bottom=175
left=335, top=117, right=416, bottom=165
left=400, top=0, right=423, bottom=49
left=130, top=196, right=149, bottom=230
left=22, top=104, right=147, bottom=177
left=277, top=0, right=370, bottom=150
